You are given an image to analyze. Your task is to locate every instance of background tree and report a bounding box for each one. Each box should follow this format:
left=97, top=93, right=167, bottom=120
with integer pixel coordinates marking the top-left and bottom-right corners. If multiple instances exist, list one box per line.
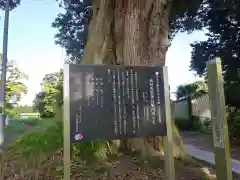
left=53, top=0, right=231, bottom=159
left=33, top=70, right=63, bottom=118
left=190, top=0, right=240, bottom=109
left=0, top=56, right=28, bottom=116
left=33, top=92, right=46, bottom=115
left=52, top=0, right=92, bottom=63
left=0, top=0, right=20, bottom=10
left=176, top=81, right=207, bottom=100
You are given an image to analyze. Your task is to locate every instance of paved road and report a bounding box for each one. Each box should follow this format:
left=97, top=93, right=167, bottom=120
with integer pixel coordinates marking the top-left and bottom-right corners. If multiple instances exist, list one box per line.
left=185, top=144, right=240, bottom=174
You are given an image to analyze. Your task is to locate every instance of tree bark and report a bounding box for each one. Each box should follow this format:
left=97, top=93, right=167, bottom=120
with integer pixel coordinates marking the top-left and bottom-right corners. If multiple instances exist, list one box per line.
left=82, top=0, right=187, bottom=159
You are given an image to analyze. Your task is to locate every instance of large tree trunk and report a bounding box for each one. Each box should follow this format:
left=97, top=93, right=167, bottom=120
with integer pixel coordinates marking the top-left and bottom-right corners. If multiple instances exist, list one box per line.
left=82, top=0, right=187, bottom=159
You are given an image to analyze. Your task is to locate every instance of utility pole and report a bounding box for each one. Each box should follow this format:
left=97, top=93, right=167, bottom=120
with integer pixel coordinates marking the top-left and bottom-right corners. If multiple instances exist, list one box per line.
left=0, top=0, right=10, bottom=153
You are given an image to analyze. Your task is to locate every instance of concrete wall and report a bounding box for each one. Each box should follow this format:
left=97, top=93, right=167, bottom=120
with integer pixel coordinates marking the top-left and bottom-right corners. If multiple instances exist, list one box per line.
left=174, top=99, right=190, bottom=119
left=192, top=94, right=211, bottom=122
left=174, top=94, right=211, bottom=122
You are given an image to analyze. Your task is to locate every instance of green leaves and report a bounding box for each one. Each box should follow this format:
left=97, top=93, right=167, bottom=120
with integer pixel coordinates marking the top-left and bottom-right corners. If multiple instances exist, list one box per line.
left=52, top=0, right=92, bottom=63
left=33, top=71, right=63, bottom=117
left=0, top=0, right=21, bottom=10
left=9, top=120, right=109, bottom=167
left=52, top=0, right=209, bottom=61
left=175, top=81, right=207, bottom=100
left=169, top=0, right=205, bottom=36
left=72, top=141, right=108, bottom=163
left=189, top=0, right=240, bottom=108
left=0, top=56, right=28, bottom=115
left=10, top=121, right=63, bottom=161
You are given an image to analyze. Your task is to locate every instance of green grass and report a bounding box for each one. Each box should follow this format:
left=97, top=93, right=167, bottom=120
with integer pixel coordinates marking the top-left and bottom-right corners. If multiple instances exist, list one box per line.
left=3, top=110, right=218, bottom=179
left=5, top=117, right=57, bottom=146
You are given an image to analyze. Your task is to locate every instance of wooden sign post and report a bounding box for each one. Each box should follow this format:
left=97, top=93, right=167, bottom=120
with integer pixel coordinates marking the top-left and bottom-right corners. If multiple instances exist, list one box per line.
left=63, top=65, right=71, bottom=180
left=162, top=66, right=175, bottom=180
left=207, top=57, right=232, bottom=180
left=63, top=64, right=175, bottom=180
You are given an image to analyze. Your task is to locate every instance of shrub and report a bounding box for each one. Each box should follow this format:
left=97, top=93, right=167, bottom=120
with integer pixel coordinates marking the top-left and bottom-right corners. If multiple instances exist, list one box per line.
left=228, top=114, right=240, bottom=138
left=192, top=116, right=202, bottom=131
left=174, top=118, right=192, bottom=130
left=21, top=118, right=39, bottom=126
left=174, top=116, right=212, bottom=134
left=9, top=121, right=63, bottom=159
left=203, top=119, right=211, bottom=127
left=40, top=110, right=55, bottom=118
left=8, top=120, right=110, bottom=166
left=72, top=141, right=109, bottom=163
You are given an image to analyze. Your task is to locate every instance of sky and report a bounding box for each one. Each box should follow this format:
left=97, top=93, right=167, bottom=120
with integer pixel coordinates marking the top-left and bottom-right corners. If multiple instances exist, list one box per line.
left=0, top=0, right=207, bottom=105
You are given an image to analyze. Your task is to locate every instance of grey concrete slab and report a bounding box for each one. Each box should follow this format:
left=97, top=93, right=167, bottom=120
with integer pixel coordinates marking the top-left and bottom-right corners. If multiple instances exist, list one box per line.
left=185, top=144, right=240, bottom=174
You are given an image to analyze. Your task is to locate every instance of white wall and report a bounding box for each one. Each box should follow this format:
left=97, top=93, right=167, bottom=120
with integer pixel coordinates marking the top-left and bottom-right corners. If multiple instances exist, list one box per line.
left=192, top=94, right=211, bottom=122
left=173, top=94, right=211, bottom=123
left=174, top=100, right=189, bottom=119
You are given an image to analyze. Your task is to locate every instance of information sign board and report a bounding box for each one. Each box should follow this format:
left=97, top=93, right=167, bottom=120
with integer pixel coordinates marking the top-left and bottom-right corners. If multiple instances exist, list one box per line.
left=66, top=64, right=167, bottom=143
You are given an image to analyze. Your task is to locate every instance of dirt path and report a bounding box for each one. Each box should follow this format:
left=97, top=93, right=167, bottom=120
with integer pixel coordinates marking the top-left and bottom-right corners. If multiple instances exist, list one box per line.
left=181, top=131, right=240, bottom=161
left=3, top=150, right=220, bottom=180
left=68, top=155, right=219, bottom=180
left=69, top=153, right=240, bottom=180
